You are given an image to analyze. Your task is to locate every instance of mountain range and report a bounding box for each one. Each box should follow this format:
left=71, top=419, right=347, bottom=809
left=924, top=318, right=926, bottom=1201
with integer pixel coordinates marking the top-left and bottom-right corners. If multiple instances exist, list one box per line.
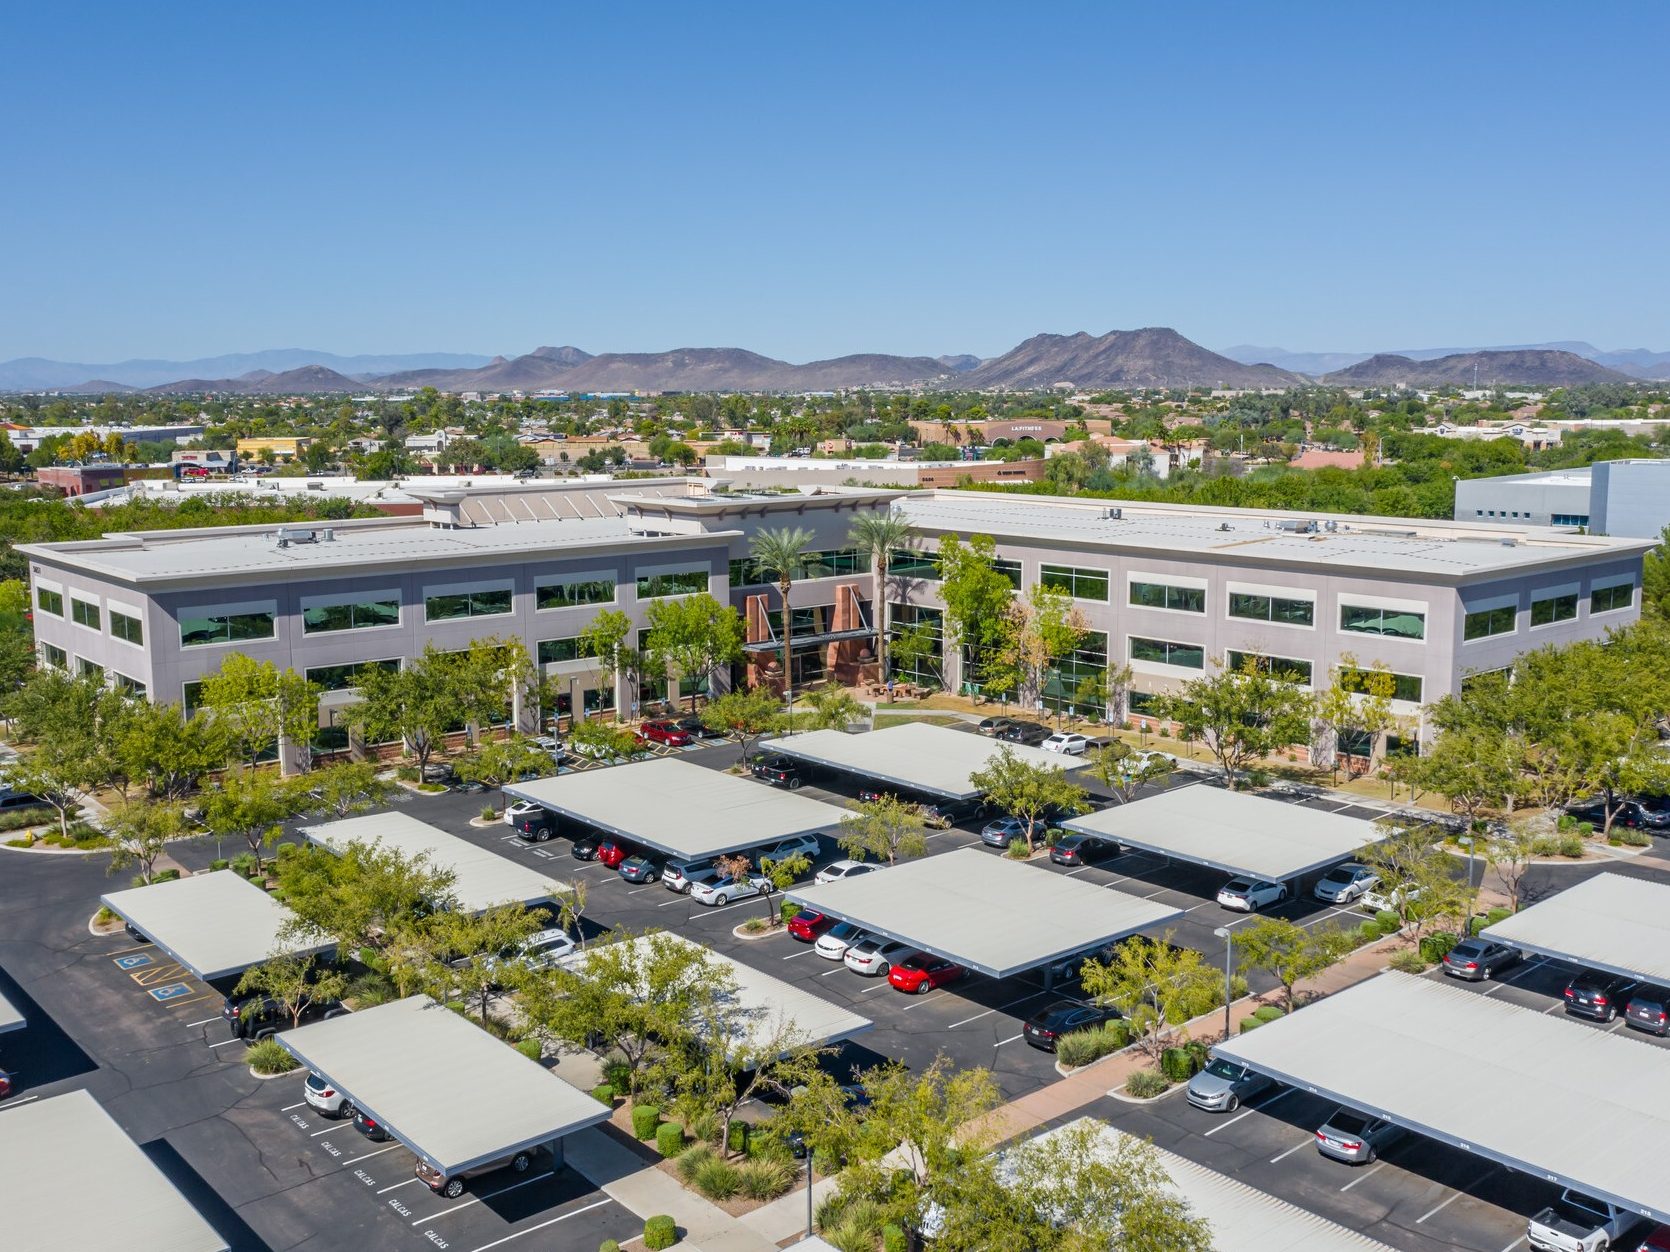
left=1321, top=350, right=1635, bottom=389
left=1223, top=341, right=1670, bottom=381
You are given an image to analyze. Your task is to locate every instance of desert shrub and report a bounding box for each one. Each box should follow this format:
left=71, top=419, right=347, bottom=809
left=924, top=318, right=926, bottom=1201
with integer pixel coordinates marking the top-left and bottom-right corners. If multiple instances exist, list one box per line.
left=600, top=1241, right=621, bottom=1252
left=1055, top=1020, right=1129, bottom=1068
left=1160, top=1047, right=1197, bottom=1083
left=1615, top=827, right=1651, bottom=847
left=247, top=1038, right=298, bottom=1074
left=1419, top=931, right=1457, bottom=964
left=1531, top=833, right=1562, bottom=856
left=1006, top=838, right=1029, bottom=858
left=603, top=1059, right=631, bottom=1091
left=736, top=1156, right=793, bottom=1200
left=231, top=851, right=259, bottom=879
left=883, top=1224, right=908, bottom=1252
left=1239, top=1016, right=1264, bottom=1033
left=210, top=858, right=230, bottom=871
left=1125, top=1070, right=1169, bottom=1098
left=345, top=972, right=398, bottom=1009
left=94, top=906, right=117, bottom=924
left=1373, top=910, right=1403, bottom=936
left=1559, top=834, right=1586, bottom=858
left=1484, top=906, right=1511, bottom=926
left=656, top=1121, right=686, bottom=1157
left=690, top=1153, right=741, bottom=1200
left=675, top=1143, right=714, bottom=1184
left=740, top=917, right=770, bottom=934
left=632, top=1104, right=661, bottom=1140
left=592, top=1083, right=617, bottom=1105
left=1357, top=921, right=1381, bottom=944
left=1388, top=950, right=1429, bottom=974
left=0, top=805, right=55, bottom=831
left=396, top=765, right=418, bottom=781
left=514, top=1038, right=541, bottom=1062
left=482, top=805, right=498, bottom=821
left=1253, top=1004, right=1286, bottom=1023
left=726, top=1121, right=749, bottom=1153
left=644, top=1214, right=678, bottom=1249
left=686, top=1109, right=719, bottom=1144
left=780, top=901, right=801, bottom=922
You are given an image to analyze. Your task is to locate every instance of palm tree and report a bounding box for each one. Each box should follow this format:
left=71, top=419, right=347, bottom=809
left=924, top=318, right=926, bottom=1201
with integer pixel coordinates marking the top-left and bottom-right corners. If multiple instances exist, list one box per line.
left=749, top=527, right=816, bottom=704
left=848, top=510, right=914, bottom=701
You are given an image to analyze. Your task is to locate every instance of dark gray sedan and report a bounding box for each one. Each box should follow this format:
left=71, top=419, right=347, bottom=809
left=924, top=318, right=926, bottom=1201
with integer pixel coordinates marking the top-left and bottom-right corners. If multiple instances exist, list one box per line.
left=618, top=854, right=663, bottom=883
left=1315, top=1108, right=1404, bottom=1164
left=1440, top=937, right=1520, bottom=981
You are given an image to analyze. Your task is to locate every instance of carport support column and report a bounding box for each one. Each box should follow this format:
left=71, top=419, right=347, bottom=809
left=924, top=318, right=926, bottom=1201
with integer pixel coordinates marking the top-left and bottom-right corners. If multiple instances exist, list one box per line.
left=550, top=1135, right=564, bottom=1170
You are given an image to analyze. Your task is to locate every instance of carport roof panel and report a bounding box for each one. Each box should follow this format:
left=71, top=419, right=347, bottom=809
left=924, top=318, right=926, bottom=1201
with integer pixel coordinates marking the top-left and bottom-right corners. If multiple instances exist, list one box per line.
left=278, top=996, right=610, bottom=1176
left=503, top=757, right=849, bottom=860
left=557, top=933, right=872, bottom=1058
left=0, top=985, right=21, bottom=1034
left=1214, top=972, right=1670, bottom=1220
left=99, top=869, right=331, bottom=981
left=785, top=847, right=1182, bottom=979
left=765, top=722, right=1090, bottom=800
left=1481, top=872, right=1670, bottom=985
left=0, top=1089, right=228, bottom=1251
left=1063, top=786, right=1382, bottom=881
left=300, top=811, right=564, bottom=913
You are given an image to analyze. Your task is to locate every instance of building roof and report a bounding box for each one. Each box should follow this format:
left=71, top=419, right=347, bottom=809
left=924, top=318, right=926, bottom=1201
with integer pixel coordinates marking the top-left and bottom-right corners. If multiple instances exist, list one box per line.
left=0, top=1089, right=228, bottom=1251
left=300, top=811, right=565, bottom=914
left=1214, top=971, right=1670, bottom=1220
left=1017, top=1118, right=1398, bottom=1252
left=0, top=984, right=22, bottom=1035
left=556, top=932, right=871, bottom=1059
left=765, top=722, right=1090, bottom=802
left=99, top=870, right=332, bottom=981
left=785, top=847, right=1182, bottom=979
left=1481, top=872, right=1670, bottom=985
left=277, top=996, right=610, bottom=1176
left=899, top=490, right=1652, bottom=579
left=503, top=758, right=850, bottom=861
left=1062, top=787, right=1383, bottom=882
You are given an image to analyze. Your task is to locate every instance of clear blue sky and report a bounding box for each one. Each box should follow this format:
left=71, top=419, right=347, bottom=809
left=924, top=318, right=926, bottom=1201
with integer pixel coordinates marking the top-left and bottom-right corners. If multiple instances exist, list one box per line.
left=5, top=2, right=1668, bottom=362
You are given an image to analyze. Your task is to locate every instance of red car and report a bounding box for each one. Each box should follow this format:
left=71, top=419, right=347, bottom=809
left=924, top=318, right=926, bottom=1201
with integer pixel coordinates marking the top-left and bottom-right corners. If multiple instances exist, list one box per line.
left=787, top=909, right=835, bottom=942
left=597, top=840, right=629, bottom=869
left=636, top=720, right=693, bottom=748
left=888, top=955, right=966, bottom=995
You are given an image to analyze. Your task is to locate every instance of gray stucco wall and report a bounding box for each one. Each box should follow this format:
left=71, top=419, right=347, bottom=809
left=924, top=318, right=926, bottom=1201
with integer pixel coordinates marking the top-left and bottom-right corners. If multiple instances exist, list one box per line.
left=1591, top=461, right=1670, bottom=539
left=1454, top=474, right=1593, bottom=527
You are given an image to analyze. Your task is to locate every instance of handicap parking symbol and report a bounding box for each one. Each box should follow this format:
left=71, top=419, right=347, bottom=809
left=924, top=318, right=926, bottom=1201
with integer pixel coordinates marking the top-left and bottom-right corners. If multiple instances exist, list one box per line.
left=149, top=983, right=192, bottom=1001
left=114, top=953, right=154, bottom=970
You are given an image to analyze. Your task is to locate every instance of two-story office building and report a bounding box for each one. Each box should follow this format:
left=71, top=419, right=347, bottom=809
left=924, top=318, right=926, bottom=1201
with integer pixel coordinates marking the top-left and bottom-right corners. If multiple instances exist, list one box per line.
left=19, top=479, right=1652, bottom=763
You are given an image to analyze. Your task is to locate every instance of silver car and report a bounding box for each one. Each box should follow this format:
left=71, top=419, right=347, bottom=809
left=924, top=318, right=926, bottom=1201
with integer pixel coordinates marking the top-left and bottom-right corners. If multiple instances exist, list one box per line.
left=1312, top=862, right=1378, bottom=904
left=1315, top=1108, right=1404, bottom=1164
left=814, top=921, right=868, bottom=961
left=843, top=936, right=916, bottom=976
left=1185, top=1057, right=1273, bottom=1113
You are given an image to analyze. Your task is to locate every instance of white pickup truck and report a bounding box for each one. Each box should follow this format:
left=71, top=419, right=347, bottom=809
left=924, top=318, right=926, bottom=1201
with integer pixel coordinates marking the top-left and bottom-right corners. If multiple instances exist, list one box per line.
left=1527, top=1190, right=1641, bottom=1252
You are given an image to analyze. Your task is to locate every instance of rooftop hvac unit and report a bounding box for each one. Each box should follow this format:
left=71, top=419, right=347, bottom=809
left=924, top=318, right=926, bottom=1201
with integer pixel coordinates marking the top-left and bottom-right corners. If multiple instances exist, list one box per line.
left=1277, top=519, right=1318, bottom=534
left=1098, top=506, right=1122, bottom=520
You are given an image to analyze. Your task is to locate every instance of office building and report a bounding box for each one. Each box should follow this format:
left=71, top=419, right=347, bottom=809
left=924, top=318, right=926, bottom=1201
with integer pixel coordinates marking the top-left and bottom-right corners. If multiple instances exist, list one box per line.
left=1455, top=459, right=1670, bottom=537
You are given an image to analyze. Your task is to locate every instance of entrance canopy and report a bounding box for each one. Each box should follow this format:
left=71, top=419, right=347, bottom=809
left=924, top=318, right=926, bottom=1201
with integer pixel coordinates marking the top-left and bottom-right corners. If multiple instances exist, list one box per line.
left=1215, top=972, right=1670, bottom=1220
left=767, top=722, right=1089, bottom=801
left=786, top=847, right=1181, bottom=980
left=279, top=996, right=609, bottom=1177
left=0, top=1089, right=228, bottom=1251
left=301, top=811, right=564, bottom=914
left=1482, top=872, right=1670, bottom=986
left=504, top=757, right=848, bottom=861
left=556, top=932, right=871, bottom=1060
left=0, top=985, right=21, bottom=1035
left=100, top=870, right=331, bottom=981
left=1063, top=787, right=1383, bottom=882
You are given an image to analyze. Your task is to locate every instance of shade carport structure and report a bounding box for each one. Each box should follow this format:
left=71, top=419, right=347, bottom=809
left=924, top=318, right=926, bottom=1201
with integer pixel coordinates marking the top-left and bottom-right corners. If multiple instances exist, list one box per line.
left=100, top=869, right=332, bottom=982
left=503, top=757, right=849, bottom=861
left=1213, top=971, right=1670, bottom=1221
left=765, top=722, right=1090, bottom=801
left=300, top=811, right=565, bottom=913
left=785, top=847, right=1182, bottom=981
left=278, top=995, right=610, bottom=1178
left=0, top=1089, right=228, bottom=1251
left=1061, top=786, right=1383, bottom=891
left=0, top=984, right=21, bottom=1035
left=1481, top=871, right=1670, bottom=986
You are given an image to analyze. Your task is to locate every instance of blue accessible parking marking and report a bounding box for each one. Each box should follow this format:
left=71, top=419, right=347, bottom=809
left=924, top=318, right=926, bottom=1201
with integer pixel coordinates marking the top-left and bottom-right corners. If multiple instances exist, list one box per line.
left=149, top=983, right=193, bottom=1001
left=113, top=953, right=154, bottom=970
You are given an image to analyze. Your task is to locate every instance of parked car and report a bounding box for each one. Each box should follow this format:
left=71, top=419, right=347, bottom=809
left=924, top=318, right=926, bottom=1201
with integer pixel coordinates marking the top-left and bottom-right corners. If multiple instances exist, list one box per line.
left=1563, top=971, right=1640, bottom=1022
left=352, top=1108, right=391, bottom=1142
left=223, top=992, right=346, bottom=1041
left=1564, top=797, right=1649, bottom=830
left=570, top=835, right=600, bottom=861
left=531, top=735, right=568, bottom=764
left=1216, top=878, right=1288, bottom=912
left=888, top=955, right=966, bottom=994
left=977, top=716, right=1021, bottom=736
left=1528, top=1188, right=1643, bottom=1252
left=1021, top=1000, right=1122, bottom=1051
left=787, top=908, right=836, bottom=942
left=844, top=936, right=916, bottom=976
left=1312, top=862, right=1379, bottom=904
left=1314, top=1108, right=1404, bottom=1164
left=916, top=797, right=987, bottom=828
left=673, top=714, right=725, bottom=741
left=596, top=839, right=629, bottom=869
left=1050, top=832, right=1119, bottom=866
left=814, top=859, right=882, bottom=885
left=513, top=928, right=577, bottom=971
left=661, top=859, right=715, bottom=893
left=1625, top=985, right=1670, bottom=1036
left=996, top=721, right=1050, bottom=746
left=504, top=799, right=544, bottom=828
left=618, top=854, right=662, bottom=883
left=754, top=834, right=821, bottom=866
left=1041, top=732, right=1089, bottom=756
left=1186, top=1057, right=1274, bottom=1113
left=1441, top=937, right=1521, bottom=982
left=0, top=1067, right=13, bottom=1100
left=751, top=754, right=803, bottom=788
left=416, top=1147, right=538, bottom=1199
left=512, top=808, right=557, bottom=842
left=1359, top=883, right=1420, bottom=914
left=1633, top=1224, right=1670, bottom=1252
left=689, top=873, right=773, bottom=907
left=814, top=921, right=869, bottom=961
left=1633, top=795, right=1670, bottom=830
left=980, top=817, right=1031, bottom=848
left=636, top=719, right=692, bottom=748
left=304, top=1071, right=355, bottom=1119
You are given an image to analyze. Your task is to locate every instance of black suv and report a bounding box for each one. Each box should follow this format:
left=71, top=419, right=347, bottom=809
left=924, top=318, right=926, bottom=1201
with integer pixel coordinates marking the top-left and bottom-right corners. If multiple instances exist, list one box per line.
left=856, top=788, right=984, bottom=829
left=1050, top=833, right=1119, bottom=867
left=1563, top=971, right=1639, bottom=1023
left=996, top=721, right=1049, bottom=746
left=222, top=993, right=346, bottom=1041
left=751, top=754, right=803, bottom=789
left=1625, top=985, right=1670, bottom=1036
left=513, top=810, right=557, bottom=843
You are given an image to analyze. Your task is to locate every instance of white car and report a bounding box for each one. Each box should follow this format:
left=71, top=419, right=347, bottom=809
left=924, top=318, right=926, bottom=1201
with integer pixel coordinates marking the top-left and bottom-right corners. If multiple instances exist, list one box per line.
left=532, top=735, right=567, bottom=764
left=503, top=799, right=543, bottom=827
left=1042, top=732, right=1089, bottom=756
left=815, top=859, right=883, bottom=885
left=1216, top=877, right=1288, bottom=912
left=516, top=928, right=577, bottom=970
left=1361, top=883, right=1421, bottom=914
left=815, top=921, right=869, bottom=961
left=304, top=1071, right=354, bottom=1119
left=1312, top=862, right=1379, bottom=904
left=689, top=873, right=774, bottom=907
left=844, top=936, right=916, bottom=976
left=754, top=834, right=822, bottom=867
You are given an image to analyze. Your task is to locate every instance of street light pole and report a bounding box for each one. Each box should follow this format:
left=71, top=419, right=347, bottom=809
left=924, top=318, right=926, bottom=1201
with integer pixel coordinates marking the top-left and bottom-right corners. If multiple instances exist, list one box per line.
left=804, top=1148, right=814, bottom=1236
left=1213, top=926, right=1233, bottom=1039
left=1461, top=834, right=1478, bottom=936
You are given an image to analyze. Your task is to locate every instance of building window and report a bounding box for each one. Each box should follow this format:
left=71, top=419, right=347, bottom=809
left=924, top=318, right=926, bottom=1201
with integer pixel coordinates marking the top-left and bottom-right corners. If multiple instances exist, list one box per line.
left=1130, top=636, right=1205, bottom=669
left=991, top=557, right=1023, bottom=590
left=1127, top=690, right=1162, bottom=716
left=1129, top=581, right=1205, bottom=614
left=584, top=685, right=616, bottom=715
left=1530, top=592, right=1578, bottom=627
left=424, top=588, right=513, bottom=622
left=1227, top=650, right=1313, bottom=685
left=71, top=598, right=100, bottom=630
left=888, top=603, right=944, bottom=686
left=36, top=587, right=63, bottom=616
left=40, top=642, right=66, bottom=669
left=888, top=548, right=941, bottom=581
left=1591, top=584, right=1634, bottom=614
left=183, top=681, right=203, bottom=716
left=1462, top=605, right=1515, bottom=641
left=536, top=577, right=616, bottom=611
left=1339, top=666, right=1423, bottom=704
left=303, top=597, right=400, bottom=633
left=1551, top=513, right=1590, bottom=527
left=732, top=549, right=870, bottom=586
left=1461, top=667, right=1511, bottom=697
left=180, top=607, right=276, bottom=647
left=112, top=674, right=147, bottom=699
left=1339, top=604, right=1425, bottom=640
left=537, top=637, right=582, bottom=665
left=1043, top=631, right=1109, bottom=714
left=111, top=609, right=144, bottom=645
left=1228, top=591, right=1314, bottom=627
left=76, top=657, right=104, bottom=681
left=636, top=568, right=708, bottom=599
left=305, top=659, right=400, bottom=692
left=1040, top=564, right=1110, bottom=602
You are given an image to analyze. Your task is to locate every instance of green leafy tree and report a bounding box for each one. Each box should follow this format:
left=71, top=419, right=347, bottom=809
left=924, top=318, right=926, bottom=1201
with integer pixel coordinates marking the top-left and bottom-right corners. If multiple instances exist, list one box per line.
left=10, top=743, right=90, bottom=838
left=200, top=768, right=306, bottom=873
left=1086, top=740, right=1174, bottom=805
left=570, top=718, right=642, bottom=763
left=1001, top=582, right=1088, bottom=711
left=305, top=760, right=396, bottom=818
left=969, top=744, right=1089, bottom=853
left=577, top=608, right=636, bottom=723
left=754, top=851, right=809, bottom=923
left=643, top=593, right=744, bottom=713
left=1156, top=656, right=1315, bottom=789
left=1360, top=823, right=1471, bottom=943
left=749, top=526, right=818, bottom=696
left=1412, top=725, right=1525, bottom=825
left=344, top=644, right=462, bottom=776
left=700, top=685, right=784, bottom=767
left=1081, top=934, right=1222, bottom=1061
left=198, top=654, right=319, bottom=773
left=0, top=578, right=34, bottom=693
left=273, top=838, right=458, bottom=957
left=1643, top=523, right=1670, bottom=620
left=427, top=903, right=546, bottom=1025
left=105, top=799, right=189, bottom=885
left=453, top=737, right=552, bottom=795
left=937, top=533, right=1019, bottom=697
left=670, top=1010, right=825, bottom=1162
left=800, top=681, right=864, bottom=731
left=1314, top=656, right=1397, bottom=780
left=109, top=699, right=220, bottom=800
left=837, top=794, right=929, bottom=865
left=847, top=510, right=916, bottom=698
left=1233, top=916, right=1352, bottom=1015
left=235, top=953, right=349, bottom=1030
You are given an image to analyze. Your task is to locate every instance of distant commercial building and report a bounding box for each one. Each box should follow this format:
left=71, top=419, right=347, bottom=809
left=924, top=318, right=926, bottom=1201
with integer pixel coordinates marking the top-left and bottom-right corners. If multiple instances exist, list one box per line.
left=35, top=465, right=127, bottom=497
left=1455, top=459, right=1670, bottom=537
left=7, top=423, right=204, bottom=453
left=235, top=437, right=311, bottom=462
left=703, top=454, right=1046, bottom=489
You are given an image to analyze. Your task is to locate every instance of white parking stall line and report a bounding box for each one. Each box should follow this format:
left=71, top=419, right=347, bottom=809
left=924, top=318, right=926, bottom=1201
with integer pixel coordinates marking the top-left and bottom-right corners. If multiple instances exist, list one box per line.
left=185, top=1016, right=223, bottom=1028
left=207, top=1038, right=244, bottom=1048
left=1417, top=1186, right=1471, bottom=1224
left=466, top=1198, right=615, bottom=1252
left=1204, top=1086, right=1295, bottom=1136
left=1338, top=1161, right=1385, bottom=1192
left=859, top=981, right=893, bottom=994
left=1063, top=866, right=1094, bottom=878
left=1202, top=1108, right=1254, bottom=1136
left=341, top=1144, right=403, bottom=1166
left=280, top=1102, right=307, bottom=1112
left=626, top=885, right=662, bottom=895
left=994, top=1033, right=1024, bottom=1046
left=698, top=896, right=775, bottom=916
left=1270, top=1137, right=1313, bottom=1164
left=310, top=1125, right=340, bottom=1137
left=950, top=1007, right=997, bottom=1028
left=658, top=897, right=686, bottom=908
left=1184, top=901, right=1221, bottom=913
left=414, top=1171, right=557, bottom=1223
left=1543, top=1002, right=1566, bottom=1015
left=900, top=993, right=944, bottom=1011
left=1497, top=1238, right=1527, bottom=1252
left=780, top=949, right=815, bottom=960
left=378, top=1178, right=424, bottom=1194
